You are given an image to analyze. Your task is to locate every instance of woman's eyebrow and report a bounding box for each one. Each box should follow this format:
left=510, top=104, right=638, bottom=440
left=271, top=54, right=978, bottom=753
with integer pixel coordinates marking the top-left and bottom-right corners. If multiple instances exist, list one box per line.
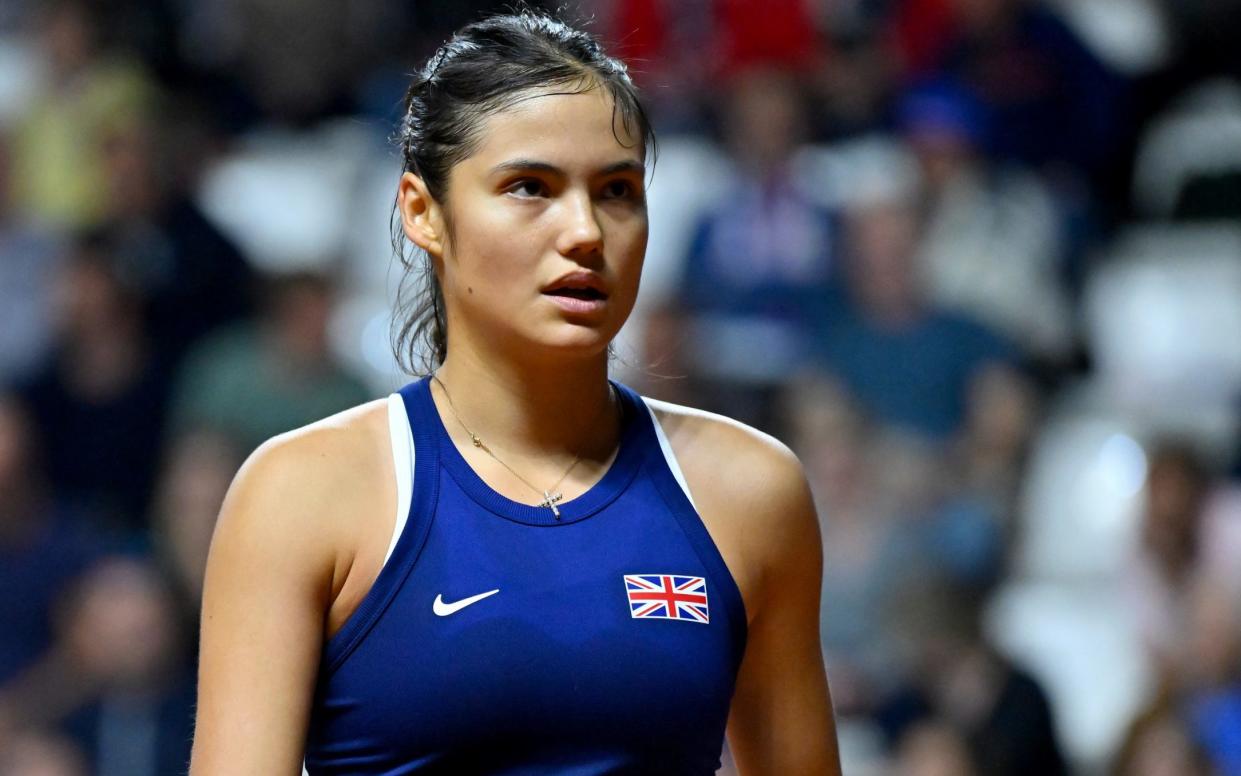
left=489, top=159, right=562, bottom=177
left=488, top=158, right=644, bottom=177
left=598, top=159, right=645, bottom=177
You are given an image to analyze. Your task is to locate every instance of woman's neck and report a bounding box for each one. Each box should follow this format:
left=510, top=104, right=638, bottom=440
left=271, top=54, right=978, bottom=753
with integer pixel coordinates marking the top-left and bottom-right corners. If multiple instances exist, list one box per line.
left=430, top=346, right=621, bottom=467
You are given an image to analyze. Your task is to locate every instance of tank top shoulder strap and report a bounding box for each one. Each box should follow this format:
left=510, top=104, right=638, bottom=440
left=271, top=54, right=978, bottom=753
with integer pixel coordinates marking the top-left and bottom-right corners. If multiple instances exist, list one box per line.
left=382, top=392, right=414, bottom=566
left=320, top=376, right=441, bottom=674
left=639, top=396, right=699, bottom=510
left=609, top=381, right=697, bottom=510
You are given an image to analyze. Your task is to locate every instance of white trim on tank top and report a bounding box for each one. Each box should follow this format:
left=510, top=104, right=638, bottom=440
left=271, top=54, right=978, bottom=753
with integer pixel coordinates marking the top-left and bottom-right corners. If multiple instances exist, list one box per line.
left=640, top=398, right=699, bottom=510
left=384, top=392, right=415, bottom=566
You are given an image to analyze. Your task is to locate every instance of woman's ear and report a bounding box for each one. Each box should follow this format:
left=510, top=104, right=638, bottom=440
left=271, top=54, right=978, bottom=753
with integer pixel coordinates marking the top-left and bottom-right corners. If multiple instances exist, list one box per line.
left=397, top=172, right=446, bottom=257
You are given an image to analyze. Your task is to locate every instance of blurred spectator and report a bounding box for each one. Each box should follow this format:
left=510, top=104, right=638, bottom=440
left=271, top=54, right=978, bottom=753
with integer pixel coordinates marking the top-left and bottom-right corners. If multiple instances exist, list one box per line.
left=878, top=425, right=1007, bottom=614
left=713, top=0, right=822, bottom=78
left=1197, top=484, right=1241, bottom=594
left=897, top=78, right=1074, bottom=363
left=9, top=0, right=157, bottom=229
left=819, top=35, right=903, bottom=140
left=0, top=728, right=88, bottom=776
left=1113, top=706, right=1217, bottom=776
left=1122, top=442, right=1212, bottom=680
left=1180, top=576, right=1241, bottom=776
left=606, top=0, right=821, bottom=129
left=173, top=0, right=409, bottom=127
left=0, top=130, right=65, bottom=385
left=353, top=1, right=550, bottom=122
left=931, top=0, right=1125, bottom=182
left=169, top=270, right=373, bottom=453
left=667, top=67, right=839, bottom=425
left=949, top=363, right=1038, bottom=523
left=0, top=393, right=103, bottom=687
left=782, top=374, right=909, bottom=709
left=605, top=0, right=715, bottom=126
left=785, top=370, right=1010, bottom=718
left=813, top=184, right=1016, bottom=440
left=56, top=556, right=195, bottom=776
left=98, top=110, right=256, bottom=371
left=893, top=718, right=980, bottom=776
left=685, top=67, right=838, bottom=319
left=150, top=428, right=243, bottom=645
left=915, top=362, right=1038, bottom=592
left=16, top=235, right=171, bottom=534
left=1120, top=572, right=1241, bottom=776
left=882, top=573, right=1068, bottom=776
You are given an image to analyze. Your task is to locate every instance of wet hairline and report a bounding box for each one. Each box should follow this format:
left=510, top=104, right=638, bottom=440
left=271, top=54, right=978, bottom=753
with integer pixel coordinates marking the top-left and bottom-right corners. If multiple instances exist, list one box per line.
left=439, top=80, right=647, bottom=195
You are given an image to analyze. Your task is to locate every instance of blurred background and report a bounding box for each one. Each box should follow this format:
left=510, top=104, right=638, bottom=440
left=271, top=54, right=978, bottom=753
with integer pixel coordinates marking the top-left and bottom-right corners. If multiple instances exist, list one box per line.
left=0, top=0, right=1239, bottom=774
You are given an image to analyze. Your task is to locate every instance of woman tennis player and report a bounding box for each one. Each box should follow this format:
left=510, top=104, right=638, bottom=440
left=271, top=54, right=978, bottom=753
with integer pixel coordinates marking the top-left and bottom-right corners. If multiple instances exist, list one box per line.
left=190, top=10, right=841, bottom=775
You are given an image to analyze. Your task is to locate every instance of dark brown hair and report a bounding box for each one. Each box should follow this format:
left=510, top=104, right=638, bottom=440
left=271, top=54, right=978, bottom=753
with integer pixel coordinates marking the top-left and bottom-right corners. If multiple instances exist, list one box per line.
left=390, top=9, right=655, bottom=374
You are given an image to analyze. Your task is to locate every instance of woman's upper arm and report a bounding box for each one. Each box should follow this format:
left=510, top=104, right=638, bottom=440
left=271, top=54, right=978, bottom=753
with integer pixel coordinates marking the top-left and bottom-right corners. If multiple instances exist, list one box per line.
left=721, top=440, right=842, bottom=776
left=190, top=432, right=346, bottom=775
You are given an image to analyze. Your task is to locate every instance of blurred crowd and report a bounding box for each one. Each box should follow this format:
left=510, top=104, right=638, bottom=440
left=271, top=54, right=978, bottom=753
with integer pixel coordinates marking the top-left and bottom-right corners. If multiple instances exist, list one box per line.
left=1, top=0, right=1240, bottom=774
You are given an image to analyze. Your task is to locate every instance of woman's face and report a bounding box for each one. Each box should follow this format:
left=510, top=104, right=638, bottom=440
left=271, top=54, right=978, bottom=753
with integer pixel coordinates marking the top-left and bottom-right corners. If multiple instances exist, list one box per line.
left=409, top=85, right=648, bottom=362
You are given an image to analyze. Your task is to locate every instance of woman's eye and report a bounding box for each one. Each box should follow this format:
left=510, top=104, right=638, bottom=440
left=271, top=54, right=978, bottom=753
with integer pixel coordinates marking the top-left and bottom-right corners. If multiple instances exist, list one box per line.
left=602, top=179, right=642, bottom=201
left=507, top=179, right=547, bottom=198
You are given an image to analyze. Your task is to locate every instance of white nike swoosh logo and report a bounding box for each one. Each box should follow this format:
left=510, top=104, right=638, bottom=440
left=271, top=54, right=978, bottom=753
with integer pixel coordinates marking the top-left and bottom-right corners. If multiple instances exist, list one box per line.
left=433, top=588, right=500, bottom=616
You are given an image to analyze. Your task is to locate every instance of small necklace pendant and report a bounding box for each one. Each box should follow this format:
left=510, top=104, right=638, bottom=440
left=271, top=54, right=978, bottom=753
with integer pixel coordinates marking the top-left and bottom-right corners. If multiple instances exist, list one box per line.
left=540, top=490, right=564, bottom=518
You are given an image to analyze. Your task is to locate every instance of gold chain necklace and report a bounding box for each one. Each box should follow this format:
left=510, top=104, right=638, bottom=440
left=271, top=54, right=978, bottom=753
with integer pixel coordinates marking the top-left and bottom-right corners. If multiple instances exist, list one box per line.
left=430, top=373, right=618, bottom=519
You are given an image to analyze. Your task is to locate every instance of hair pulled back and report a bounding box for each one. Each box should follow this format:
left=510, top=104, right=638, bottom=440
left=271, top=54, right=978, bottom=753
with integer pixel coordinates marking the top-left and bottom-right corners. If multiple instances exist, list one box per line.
left=391, top=9, right=655, bottom=375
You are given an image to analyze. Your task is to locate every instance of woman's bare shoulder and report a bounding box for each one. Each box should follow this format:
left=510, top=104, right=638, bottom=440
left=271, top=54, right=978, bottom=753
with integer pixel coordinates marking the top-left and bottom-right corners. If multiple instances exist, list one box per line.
left=238, top=398, right=392, bottom=506
left=640, top=395, right=818, bottom=612
left=641, top=396, right=805, bottom=492
left=213, top=398, right=394, bottom=585
left=193, top=398, right=393, bottom=772
left=263, top=397, right=392, bottom=462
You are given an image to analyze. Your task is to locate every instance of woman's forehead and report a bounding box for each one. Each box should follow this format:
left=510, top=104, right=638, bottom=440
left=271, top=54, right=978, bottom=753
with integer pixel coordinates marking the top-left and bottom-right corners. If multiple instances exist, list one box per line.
left=464, top=87, right=644, bottom=172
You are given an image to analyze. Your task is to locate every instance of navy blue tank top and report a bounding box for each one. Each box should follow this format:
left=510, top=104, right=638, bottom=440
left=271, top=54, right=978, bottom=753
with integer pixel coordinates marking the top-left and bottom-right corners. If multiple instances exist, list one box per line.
left=303, top=376, right=748, bottom=775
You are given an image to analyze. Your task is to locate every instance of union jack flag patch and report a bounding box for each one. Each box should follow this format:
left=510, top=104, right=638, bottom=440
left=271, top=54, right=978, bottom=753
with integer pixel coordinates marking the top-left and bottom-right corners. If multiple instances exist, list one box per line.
left=624, top=574, right=709, bottom=623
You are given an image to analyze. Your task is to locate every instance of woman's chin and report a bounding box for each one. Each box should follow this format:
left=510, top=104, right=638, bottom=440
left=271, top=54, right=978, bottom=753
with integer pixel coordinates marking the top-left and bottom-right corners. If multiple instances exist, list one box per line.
left=528, top=323, right=617, bottom=359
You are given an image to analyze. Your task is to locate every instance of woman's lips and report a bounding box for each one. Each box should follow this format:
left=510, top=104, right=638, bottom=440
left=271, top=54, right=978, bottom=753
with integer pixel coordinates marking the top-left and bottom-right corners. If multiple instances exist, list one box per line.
left=542, top=290, right=607, bottom=314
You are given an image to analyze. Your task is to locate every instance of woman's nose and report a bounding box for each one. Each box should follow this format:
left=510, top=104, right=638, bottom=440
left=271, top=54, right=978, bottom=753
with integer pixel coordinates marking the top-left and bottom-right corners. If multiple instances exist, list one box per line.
left=557, top=192, right=603, bottom=259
